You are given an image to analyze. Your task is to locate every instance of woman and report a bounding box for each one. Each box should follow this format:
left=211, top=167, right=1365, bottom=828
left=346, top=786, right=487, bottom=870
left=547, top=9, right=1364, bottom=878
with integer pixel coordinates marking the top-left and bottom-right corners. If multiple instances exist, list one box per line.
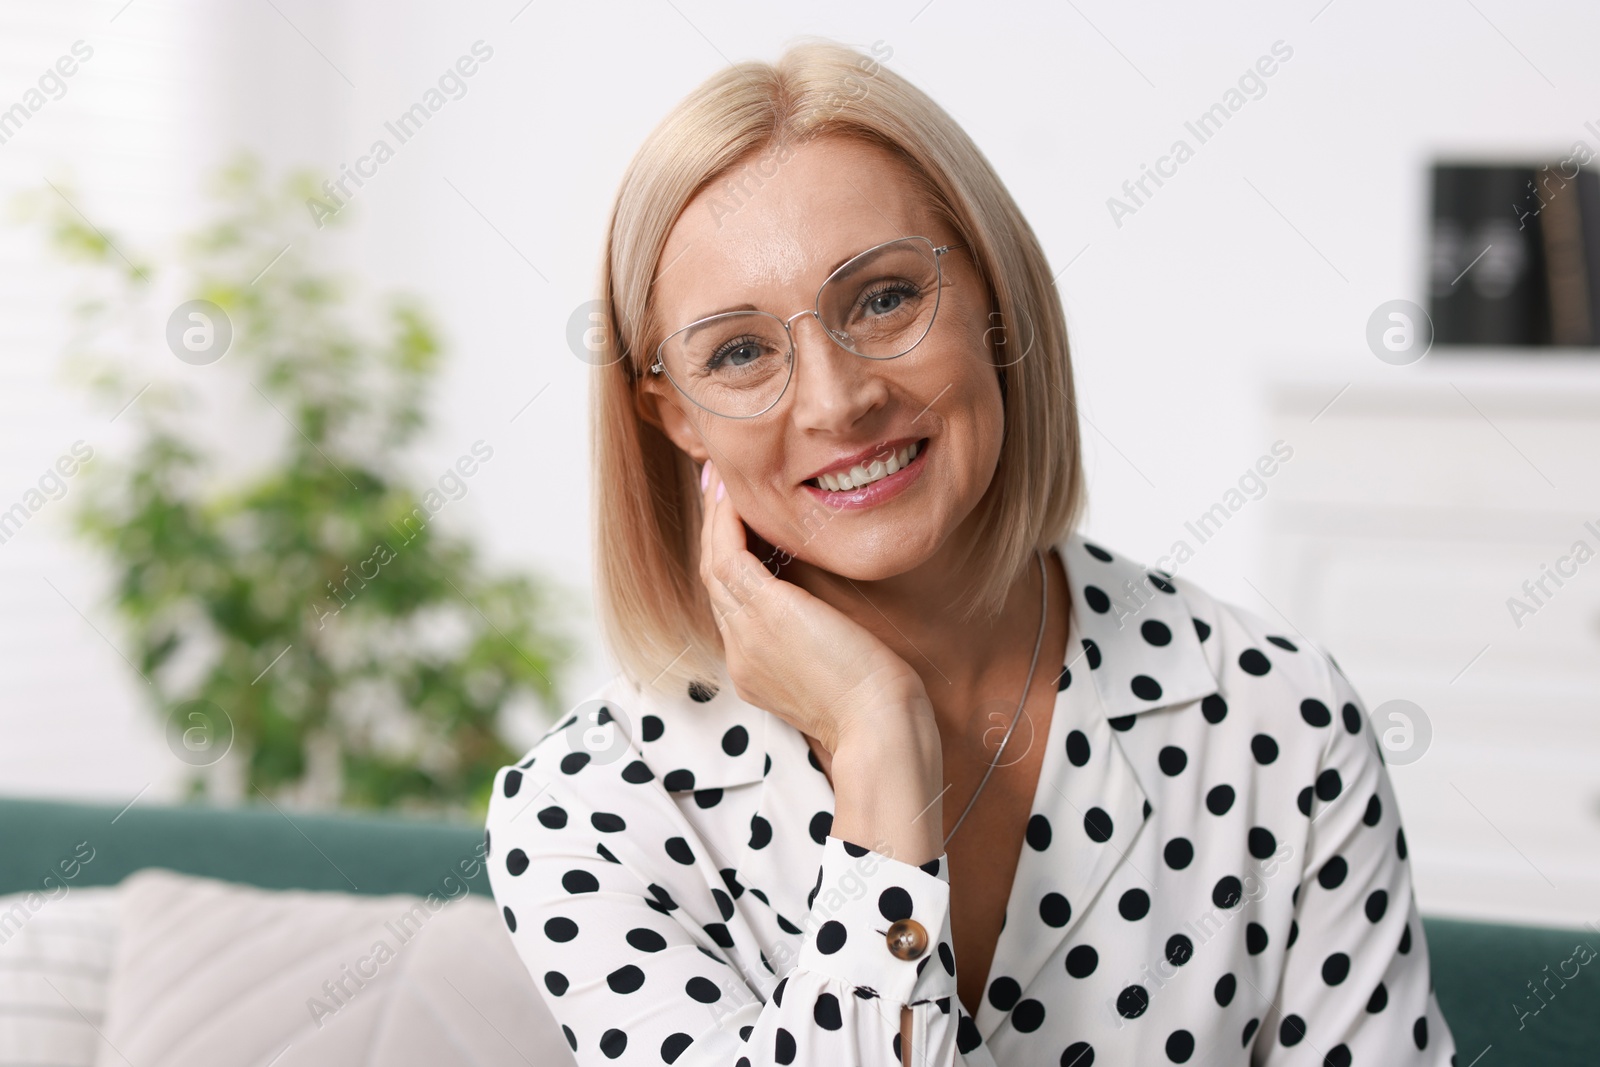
left=485, top=38, right=1457, bottom=1067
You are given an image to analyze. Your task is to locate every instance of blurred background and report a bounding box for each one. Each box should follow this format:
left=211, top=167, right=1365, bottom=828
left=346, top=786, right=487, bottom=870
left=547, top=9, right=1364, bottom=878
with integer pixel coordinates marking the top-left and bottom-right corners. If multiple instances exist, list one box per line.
left=3, top=0, right=1597, bottom=932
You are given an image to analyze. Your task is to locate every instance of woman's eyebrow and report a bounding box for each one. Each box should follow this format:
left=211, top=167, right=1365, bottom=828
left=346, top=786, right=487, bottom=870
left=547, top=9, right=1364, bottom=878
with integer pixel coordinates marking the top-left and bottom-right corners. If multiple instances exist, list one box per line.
left=684, top=301, right=760, bottom=323
left=681, top=239, right=907, bottom=323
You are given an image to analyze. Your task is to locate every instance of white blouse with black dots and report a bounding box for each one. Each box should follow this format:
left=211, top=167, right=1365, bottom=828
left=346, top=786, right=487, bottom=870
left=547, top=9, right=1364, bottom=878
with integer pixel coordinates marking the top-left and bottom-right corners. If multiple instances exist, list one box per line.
left=484, top=530, right=1459, bottom=1066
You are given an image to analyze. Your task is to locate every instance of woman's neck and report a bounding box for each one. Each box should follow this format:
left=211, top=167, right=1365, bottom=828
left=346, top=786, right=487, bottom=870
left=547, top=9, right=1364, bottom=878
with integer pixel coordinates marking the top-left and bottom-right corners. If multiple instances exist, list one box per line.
left=780, top=540, right=1068, bottom=741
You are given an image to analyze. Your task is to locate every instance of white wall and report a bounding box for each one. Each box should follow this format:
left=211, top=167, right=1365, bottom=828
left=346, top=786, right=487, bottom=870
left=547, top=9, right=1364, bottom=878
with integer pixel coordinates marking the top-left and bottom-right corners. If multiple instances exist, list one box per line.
left=3, top=0, right=1597, bottom=922
left=0, top=0, right=216, bottom=804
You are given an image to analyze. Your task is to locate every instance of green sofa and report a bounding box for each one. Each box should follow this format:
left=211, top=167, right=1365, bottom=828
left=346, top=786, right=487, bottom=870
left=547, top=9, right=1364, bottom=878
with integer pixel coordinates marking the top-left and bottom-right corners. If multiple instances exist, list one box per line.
left=2, top=795, right=1594, bottom=1064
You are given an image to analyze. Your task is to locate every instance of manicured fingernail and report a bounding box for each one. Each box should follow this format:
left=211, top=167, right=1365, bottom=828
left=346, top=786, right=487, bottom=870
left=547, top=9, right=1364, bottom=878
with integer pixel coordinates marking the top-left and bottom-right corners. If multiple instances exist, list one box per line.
left=715, top=481, right=725, bottom=502
left=700, top=462, right=711, bottom=490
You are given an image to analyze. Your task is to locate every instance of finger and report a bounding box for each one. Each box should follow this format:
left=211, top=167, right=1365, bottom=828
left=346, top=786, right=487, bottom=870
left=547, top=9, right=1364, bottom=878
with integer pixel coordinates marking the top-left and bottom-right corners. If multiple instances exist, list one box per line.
left=700, top=459, right=748, bottom=610
left=697, top=459, right=720, bottom=597
left=701, top=461, right=773, bottom=613
left=697, top=459, right=741, bottom=619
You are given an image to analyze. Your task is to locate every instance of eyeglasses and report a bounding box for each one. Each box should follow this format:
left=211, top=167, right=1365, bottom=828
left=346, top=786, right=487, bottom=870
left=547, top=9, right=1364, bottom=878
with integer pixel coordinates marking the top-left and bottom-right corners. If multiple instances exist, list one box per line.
left=648, top=235, right=965, bottom=419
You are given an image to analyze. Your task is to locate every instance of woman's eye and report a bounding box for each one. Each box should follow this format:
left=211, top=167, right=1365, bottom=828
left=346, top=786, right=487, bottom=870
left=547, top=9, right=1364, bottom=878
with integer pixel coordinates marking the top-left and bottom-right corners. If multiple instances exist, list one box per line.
left=709, top=340, right=763, bottom=369
left=859, top=282, right=917, bottom=317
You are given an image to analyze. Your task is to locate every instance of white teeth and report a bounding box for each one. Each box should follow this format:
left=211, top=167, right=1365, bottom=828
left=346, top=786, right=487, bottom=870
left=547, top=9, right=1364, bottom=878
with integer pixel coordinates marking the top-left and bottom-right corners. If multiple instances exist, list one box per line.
left=811, top=440, right=922, bottom=492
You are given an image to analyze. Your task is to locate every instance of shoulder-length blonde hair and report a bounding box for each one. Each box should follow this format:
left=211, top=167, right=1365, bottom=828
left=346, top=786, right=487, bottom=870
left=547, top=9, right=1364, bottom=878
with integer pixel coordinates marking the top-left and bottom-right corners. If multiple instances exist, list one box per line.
left=591, top=36, right=1085, bottom=698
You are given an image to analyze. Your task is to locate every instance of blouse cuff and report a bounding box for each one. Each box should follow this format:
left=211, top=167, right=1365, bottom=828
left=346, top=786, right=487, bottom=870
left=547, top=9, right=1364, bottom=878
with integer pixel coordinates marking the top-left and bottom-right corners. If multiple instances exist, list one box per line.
left=795, top=834, right=958, bottom=1006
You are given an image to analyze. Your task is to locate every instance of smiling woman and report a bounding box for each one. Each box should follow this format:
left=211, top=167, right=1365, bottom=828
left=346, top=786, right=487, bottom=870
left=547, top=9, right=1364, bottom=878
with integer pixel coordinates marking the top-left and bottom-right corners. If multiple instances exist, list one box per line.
left=483, top=36, right=1458, bottom=1067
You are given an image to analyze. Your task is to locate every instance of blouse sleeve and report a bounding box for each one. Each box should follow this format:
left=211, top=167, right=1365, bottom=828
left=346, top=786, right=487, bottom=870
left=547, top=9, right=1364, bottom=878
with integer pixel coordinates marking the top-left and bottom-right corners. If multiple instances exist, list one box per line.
left=484, top=759, right=973, bottom=1067
left=1253, top=656, right=1458, bottom=1065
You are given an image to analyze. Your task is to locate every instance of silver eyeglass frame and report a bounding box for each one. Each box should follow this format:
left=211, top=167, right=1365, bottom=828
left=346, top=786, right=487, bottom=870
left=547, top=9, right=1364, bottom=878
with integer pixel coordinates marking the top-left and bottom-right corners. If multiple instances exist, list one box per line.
left=646, top=235, right=966, bottom=420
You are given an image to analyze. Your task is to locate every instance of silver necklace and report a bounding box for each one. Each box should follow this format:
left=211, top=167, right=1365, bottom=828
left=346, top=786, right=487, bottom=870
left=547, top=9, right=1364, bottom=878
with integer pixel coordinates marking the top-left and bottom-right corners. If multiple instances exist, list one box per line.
left=942, top=548, right=1048, bottom=849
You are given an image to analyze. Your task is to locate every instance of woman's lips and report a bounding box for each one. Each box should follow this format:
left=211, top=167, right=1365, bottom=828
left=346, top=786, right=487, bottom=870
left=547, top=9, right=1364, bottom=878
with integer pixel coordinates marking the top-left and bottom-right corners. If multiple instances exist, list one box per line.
left=800, top=437, right=929, bottom=510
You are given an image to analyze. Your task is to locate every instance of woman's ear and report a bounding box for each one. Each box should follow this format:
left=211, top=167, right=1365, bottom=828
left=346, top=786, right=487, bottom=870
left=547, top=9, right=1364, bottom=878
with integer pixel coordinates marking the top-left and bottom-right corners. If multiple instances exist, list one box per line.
left=636, top=374, right=710, bottom=464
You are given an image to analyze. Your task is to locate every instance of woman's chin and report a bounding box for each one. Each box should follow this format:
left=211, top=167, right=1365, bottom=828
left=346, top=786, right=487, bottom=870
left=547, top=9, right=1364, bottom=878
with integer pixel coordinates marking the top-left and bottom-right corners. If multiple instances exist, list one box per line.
left=778, top=533, right=943, bottom=583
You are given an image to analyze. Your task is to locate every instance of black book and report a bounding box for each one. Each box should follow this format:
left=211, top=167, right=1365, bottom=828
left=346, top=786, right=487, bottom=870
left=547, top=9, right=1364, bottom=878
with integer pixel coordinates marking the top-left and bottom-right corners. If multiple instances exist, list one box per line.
left=1428, top=164, right=1550, bottom=346
left=1575, top=168, right=1600, bottom=345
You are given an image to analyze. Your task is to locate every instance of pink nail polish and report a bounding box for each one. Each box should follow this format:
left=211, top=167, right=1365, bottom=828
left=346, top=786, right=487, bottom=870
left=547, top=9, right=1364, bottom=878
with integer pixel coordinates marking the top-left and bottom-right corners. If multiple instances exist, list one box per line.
left=715, top=481, right=725, bottom=502
left=700, top=463, right=711, bottom=490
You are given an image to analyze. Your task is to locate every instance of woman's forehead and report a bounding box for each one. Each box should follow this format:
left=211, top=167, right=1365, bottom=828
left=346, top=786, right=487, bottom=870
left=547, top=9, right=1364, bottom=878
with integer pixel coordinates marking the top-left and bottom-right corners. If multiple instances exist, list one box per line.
left=654, top=139, right=940, bottom=314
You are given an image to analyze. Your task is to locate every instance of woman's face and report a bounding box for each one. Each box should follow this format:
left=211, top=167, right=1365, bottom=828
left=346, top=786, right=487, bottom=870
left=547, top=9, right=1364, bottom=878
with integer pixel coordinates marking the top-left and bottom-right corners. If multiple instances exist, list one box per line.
left=640, top=134, right=1005, bottom=581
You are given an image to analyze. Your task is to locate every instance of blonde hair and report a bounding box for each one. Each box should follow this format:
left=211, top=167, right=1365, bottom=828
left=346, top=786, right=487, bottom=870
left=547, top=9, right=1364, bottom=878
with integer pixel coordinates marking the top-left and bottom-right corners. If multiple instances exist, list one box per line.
left=591, top=36, right=1085, bottom=697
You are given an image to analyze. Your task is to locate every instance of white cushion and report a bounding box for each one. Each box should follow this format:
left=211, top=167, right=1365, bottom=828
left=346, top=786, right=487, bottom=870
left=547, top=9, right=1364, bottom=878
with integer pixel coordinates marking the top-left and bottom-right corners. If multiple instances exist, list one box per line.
left=0, top=884, right=120, bottom=1067
left=93, top=868, right=574, bottom=1067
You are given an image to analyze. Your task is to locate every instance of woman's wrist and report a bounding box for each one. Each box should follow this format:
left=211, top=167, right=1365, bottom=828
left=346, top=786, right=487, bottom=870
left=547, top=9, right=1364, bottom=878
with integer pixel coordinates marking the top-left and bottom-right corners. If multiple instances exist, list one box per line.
left=828, top=705, right=944, bottom=868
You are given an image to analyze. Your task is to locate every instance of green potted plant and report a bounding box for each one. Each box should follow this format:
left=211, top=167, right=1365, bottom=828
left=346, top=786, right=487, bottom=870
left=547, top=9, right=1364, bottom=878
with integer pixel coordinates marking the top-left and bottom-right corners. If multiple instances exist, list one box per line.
left=25, top=154, right=574, bottom=817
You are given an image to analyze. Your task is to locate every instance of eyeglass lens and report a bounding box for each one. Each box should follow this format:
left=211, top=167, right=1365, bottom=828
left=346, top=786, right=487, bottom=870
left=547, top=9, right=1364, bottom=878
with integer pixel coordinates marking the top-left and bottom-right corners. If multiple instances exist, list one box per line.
left=658, top=237, right=944, bottom=418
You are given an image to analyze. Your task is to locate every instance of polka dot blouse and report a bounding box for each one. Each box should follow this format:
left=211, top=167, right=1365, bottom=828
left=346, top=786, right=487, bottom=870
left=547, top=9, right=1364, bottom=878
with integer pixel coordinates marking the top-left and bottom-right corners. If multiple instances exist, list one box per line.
left=485, top=531, right=1459, bottom=1065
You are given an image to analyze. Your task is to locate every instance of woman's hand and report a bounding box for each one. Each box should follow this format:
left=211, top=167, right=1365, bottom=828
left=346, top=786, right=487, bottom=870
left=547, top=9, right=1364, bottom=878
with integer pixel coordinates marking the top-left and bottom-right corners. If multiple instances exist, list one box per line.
left=696, top=459, right=932, bottom=758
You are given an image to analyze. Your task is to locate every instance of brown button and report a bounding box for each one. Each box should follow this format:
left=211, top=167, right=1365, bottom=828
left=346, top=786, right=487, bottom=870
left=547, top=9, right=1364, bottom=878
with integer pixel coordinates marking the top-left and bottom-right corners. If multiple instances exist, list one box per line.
left=885, top=918, right=929, bottom=960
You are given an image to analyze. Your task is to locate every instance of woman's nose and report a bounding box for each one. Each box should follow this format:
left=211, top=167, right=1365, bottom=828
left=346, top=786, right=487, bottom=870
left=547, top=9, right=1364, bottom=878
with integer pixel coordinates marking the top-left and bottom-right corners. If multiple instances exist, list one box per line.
left=785, top=313, right=889, bottom=430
